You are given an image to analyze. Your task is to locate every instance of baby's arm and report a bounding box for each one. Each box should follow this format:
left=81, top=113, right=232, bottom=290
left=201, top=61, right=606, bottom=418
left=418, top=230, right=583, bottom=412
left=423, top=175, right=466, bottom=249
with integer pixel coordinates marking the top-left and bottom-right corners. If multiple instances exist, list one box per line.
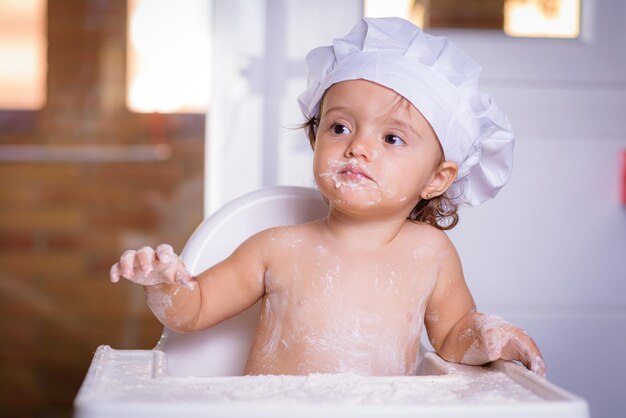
left=109, top=233, right=268, bottom=333
left=424, top=236, right=546, bottom=377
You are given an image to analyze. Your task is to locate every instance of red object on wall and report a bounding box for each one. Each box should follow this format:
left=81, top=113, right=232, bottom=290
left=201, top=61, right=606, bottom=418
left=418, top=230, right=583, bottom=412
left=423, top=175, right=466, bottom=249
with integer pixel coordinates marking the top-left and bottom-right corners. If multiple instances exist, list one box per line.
left=622, top=150, right=626, bottom=204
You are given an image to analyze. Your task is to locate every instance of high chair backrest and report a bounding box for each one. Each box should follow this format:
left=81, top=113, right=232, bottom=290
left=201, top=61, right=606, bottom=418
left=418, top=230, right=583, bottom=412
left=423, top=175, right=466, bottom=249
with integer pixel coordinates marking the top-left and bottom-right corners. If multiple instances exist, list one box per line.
left=154, top=186, right=328, bottom=377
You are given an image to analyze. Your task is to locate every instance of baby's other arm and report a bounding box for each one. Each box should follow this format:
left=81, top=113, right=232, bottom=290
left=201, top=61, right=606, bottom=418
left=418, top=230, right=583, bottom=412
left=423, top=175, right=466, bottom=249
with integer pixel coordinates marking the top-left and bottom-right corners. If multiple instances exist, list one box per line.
left=423, top=234, right=545, bottom=377
left=422, top=235, right=476, bottom=358
left=110, top=233, right=268, bottom=333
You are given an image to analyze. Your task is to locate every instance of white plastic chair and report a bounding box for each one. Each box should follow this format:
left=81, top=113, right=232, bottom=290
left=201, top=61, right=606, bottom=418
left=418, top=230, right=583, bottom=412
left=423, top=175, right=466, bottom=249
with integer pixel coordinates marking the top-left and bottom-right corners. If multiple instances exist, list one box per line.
left=154, top=185, right=329, bottom=376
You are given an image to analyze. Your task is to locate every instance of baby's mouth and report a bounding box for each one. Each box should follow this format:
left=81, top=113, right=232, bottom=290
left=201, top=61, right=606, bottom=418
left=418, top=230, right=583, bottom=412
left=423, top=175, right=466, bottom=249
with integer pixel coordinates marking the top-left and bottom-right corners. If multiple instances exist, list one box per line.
left=319, top=159, right=379, bottom=190
left=338, top=165, right=375, bottom=183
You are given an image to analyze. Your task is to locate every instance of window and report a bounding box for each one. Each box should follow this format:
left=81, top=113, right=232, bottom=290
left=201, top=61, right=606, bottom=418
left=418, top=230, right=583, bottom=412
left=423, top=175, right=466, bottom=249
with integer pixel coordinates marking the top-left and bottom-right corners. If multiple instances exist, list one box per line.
left=126, top=0, right=212, bottom=113
left=364, top=0, right=581, bottom=39
left=0, top=0, right=46, bottom=110
left=504, top=0, right=580, bottom=38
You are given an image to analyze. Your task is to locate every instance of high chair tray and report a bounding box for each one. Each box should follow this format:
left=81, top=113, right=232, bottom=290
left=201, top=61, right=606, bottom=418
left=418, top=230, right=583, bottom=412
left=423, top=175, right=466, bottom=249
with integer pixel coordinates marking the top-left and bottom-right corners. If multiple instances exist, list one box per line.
left=74, top=345, right=588, bottom=418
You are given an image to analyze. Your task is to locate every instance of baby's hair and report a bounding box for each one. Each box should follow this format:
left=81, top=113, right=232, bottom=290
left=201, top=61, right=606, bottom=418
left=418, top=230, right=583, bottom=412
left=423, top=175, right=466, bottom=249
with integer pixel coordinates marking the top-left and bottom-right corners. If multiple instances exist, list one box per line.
left=302, top=97, right=460, bottom=231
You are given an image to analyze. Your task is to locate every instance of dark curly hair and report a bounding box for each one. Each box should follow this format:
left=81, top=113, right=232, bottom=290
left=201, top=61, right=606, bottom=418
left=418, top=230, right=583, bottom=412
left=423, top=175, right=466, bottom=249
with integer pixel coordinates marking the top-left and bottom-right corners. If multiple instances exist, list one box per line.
left=302, top=111, right=460, bottom=231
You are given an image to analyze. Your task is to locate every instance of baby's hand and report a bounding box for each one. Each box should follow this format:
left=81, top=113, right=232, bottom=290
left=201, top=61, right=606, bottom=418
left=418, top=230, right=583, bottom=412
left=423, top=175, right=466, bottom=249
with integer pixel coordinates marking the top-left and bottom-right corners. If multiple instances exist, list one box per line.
left=109, top=244, right=195, bottom=289
left=462, top=314, right=546, bottom=377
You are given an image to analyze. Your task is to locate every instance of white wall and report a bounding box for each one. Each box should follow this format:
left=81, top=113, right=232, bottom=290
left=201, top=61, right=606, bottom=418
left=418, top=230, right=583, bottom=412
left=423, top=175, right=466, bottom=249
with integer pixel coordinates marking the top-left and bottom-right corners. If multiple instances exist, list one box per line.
left=449, top=137, right=625, bottom=418
left=207, top=1, right=626, bottom=416
left=443, top=2, right=626, bottom=416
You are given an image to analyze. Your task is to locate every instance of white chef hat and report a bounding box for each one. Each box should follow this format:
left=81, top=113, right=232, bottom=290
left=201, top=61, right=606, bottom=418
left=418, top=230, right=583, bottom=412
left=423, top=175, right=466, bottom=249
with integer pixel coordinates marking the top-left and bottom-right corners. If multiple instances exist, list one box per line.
left=298, top=17, right=514, bottom=207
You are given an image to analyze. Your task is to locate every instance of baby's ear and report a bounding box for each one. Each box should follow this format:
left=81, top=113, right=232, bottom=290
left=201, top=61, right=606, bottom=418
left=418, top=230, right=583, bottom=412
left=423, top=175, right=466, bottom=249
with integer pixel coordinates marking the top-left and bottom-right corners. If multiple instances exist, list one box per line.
left=421, top=161, right=458, bottom=200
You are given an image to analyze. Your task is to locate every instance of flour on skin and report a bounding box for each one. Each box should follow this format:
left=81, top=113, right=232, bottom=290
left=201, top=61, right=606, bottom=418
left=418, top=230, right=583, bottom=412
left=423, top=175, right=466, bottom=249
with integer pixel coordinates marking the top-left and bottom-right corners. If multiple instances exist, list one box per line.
left=318, top=158, right=397, bottom=206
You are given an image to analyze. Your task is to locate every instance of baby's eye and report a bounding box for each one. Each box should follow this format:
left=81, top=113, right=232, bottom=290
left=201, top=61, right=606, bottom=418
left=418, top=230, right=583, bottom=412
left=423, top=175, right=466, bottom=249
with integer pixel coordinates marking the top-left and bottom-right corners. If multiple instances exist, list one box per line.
left=331, top=123, right=350, bottom=135
left=384, top=134, right=406, bottom=146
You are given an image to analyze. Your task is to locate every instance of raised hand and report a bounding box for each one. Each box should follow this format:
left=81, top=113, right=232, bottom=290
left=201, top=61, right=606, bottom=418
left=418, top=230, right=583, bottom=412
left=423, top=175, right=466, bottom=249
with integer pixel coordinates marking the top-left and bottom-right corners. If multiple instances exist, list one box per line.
left=109, top=243, right=195, bottom=289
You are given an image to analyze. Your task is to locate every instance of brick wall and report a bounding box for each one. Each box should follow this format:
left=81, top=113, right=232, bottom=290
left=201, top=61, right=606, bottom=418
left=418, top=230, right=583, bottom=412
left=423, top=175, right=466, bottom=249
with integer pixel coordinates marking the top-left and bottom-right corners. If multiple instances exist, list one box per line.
left=0, top=1, right=204, bottom=416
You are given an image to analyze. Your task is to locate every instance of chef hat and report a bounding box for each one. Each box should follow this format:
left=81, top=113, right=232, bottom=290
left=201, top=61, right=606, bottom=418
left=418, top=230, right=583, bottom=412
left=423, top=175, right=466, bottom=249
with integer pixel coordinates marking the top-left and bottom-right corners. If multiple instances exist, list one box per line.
left=298, top=17, right=514, bottom=207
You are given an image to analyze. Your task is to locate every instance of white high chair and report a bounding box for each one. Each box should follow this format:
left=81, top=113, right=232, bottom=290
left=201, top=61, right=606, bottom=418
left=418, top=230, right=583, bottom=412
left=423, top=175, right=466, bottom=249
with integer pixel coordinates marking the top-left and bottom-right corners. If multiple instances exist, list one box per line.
left=74, top=186, right=589, bottom=418
left=155, top=185, right=330, bottom=377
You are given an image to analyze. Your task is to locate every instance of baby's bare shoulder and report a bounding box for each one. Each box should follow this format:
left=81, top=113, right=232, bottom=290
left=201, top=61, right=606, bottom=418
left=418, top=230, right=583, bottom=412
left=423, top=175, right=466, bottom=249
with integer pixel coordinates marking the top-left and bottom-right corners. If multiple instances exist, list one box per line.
left=245, top=221, right=319, bottom=249
left=401, top=221, right=456, bottom=254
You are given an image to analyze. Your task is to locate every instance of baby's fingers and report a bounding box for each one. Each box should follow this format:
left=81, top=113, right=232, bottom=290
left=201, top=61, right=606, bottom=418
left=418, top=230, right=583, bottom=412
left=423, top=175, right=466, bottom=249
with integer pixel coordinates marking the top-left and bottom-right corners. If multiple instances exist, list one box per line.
left=137, top=246, right=156, bottom=275
left=154, top=243, right=194, bottom=288
left=119, top=249, right=138, bottom=279
left=503, top=330, right=546, bottom=377
left=110, top=263, right=121, bottom=283
left=156, top=243, right=174, bottom=264
left=111, top=243, right=192, bottom=288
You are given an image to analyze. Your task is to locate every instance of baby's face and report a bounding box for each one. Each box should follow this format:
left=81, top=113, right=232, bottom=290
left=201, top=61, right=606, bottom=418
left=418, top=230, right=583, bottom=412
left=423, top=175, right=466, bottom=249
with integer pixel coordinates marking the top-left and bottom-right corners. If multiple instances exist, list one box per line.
left=313, top=79, right=443, bottom=217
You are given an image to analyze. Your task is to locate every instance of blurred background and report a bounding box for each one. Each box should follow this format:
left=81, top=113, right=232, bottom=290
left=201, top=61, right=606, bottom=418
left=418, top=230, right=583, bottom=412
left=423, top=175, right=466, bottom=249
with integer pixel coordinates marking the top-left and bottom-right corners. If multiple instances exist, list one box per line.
left=0, top=0, right=624, bottom=417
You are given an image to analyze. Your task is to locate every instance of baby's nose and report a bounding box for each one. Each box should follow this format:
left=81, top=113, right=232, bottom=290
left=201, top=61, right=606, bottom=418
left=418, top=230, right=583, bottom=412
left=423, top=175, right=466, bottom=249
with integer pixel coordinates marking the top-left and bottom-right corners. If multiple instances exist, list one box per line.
left=349, top=145, right=366, bottom=157
left=345, top=136, right=374, bottom=160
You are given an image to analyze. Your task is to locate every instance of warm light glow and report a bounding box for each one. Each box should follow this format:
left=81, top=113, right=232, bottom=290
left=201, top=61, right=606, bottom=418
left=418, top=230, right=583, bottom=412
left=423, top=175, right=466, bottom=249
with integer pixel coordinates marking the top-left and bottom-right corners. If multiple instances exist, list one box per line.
left=504, top=0, right=580, bottom=38
left=127, top=0, right=212, bottom=113
left=364, top=0, right=580, bottom=39
left=0, top=0, right=46, bottom=110
left=365, top=0, right=425, bottom=28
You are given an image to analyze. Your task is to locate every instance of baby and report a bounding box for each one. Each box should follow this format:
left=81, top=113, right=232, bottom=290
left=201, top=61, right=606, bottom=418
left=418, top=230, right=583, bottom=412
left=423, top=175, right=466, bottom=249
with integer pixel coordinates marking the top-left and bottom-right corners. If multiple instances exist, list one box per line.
left=110, top=17, right=545, bottom=377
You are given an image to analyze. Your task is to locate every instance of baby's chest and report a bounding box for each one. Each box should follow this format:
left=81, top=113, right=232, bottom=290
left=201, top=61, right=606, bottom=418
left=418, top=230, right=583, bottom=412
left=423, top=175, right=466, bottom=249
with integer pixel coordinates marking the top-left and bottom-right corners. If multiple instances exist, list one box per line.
left=265, top=256, right=434, bottom=320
